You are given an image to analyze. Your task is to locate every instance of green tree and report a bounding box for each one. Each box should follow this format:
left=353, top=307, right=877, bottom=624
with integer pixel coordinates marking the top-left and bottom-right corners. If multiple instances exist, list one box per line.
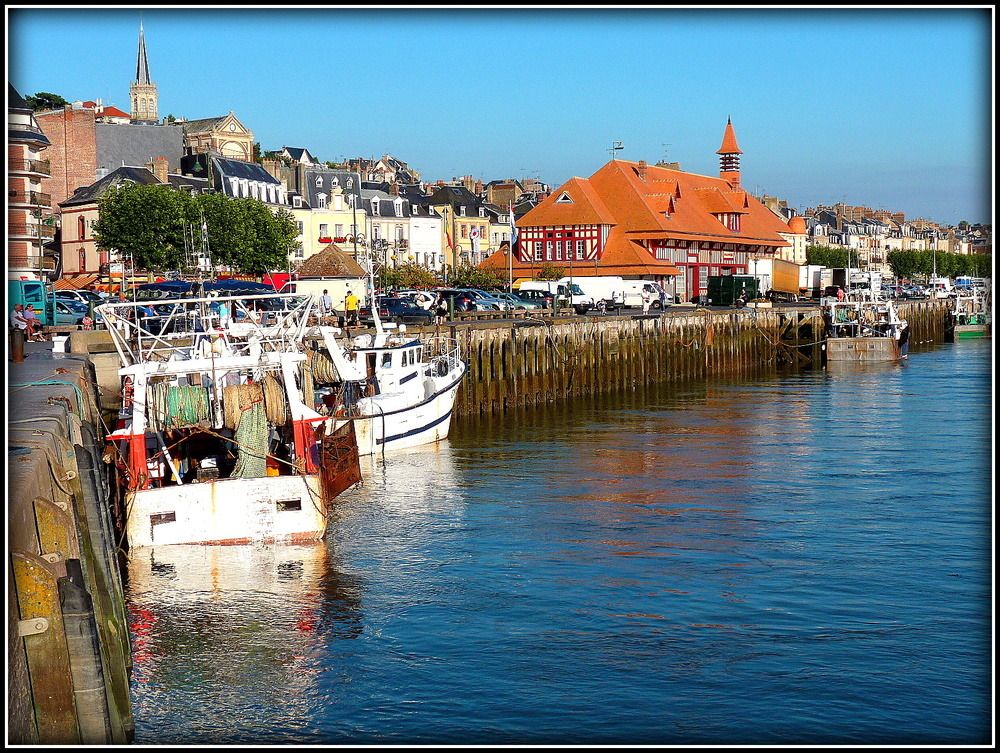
left=448, top=262, right=505, bottom=289
left=25, top=92, right=69, bottom=111
left=536, top=263, right=566, bottom=280
left=193, top=194, right=296, bottom=275
left=93, top=182, right=189, bottom=271
left=378, top=262, right=441, bottom=290
left=245, top=202, right=299, bottom=275
left=805, top=245, right=850, bottom=268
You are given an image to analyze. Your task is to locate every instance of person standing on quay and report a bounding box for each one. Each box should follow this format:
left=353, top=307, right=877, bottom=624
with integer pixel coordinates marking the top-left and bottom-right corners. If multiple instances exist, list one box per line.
left=344, top=289, right=360, bottom=327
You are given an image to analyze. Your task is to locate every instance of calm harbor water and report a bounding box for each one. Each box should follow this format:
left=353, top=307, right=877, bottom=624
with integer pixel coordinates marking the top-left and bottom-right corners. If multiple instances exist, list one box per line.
left=126, top=340, right=992, bottom=746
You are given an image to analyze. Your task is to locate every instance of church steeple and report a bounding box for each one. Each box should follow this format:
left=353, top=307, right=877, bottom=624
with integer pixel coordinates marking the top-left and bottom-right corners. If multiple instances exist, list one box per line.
left=716, top=117, right=743, bottom=188
left=130, top=21, right=158, bottom=123
left=135, top=21, right=151, bottom=84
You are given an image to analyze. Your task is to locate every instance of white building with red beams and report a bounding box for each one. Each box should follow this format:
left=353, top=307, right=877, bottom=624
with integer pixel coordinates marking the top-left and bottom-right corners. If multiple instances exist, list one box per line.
left=482, top=120, right=804, bottom=302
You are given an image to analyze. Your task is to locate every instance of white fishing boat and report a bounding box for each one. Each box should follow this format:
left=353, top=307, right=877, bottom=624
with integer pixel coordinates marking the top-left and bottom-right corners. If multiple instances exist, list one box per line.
left=302, top=251, right=467, bottom=456
left=952, top=287, right=991, bottom=340
left=305, top=325, right=466, bottom=456
left=98, top=292, right=362, bottom=549
left=822, top=291, right=910, bottom=363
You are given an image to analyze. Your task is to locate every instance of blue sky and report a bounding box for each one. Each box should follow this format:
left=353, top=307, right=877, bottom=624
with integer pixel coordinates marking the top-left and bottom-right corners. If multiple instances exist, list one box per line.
left=7, top=7, right=992, bottom=225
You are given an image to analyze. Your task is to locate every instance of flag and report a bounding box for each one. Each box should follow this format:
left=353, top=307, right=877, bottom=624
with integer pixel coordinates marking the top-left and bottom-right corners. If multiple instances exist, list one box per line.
left=508, top=202, right=518, bottom=256
left=446, top=230, right=454, bottom=250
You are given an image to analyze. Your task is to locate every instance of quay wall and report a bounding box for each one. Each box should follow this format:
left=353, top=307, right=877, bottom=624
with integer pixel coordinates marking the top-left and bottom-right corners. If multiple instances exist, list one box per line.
left=7, top=353, right=134, bottom=744
left=448, top=301, right=950, bottom=418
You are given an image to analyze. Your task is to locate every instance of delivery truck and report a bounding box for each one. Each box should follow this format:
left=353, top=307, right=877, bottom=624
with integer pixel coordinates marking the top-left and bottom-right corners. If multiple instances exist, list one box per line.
left=747, top=258, right=801, bottom=302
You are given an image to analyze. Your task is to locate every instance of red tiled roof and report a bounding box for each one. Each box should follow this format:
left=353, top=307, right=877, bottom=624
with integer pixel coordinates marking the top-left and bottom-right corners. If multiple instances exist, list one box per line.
left=480, top=157, right=792, bottom=277
left=716, top=119, right=743, bottom=154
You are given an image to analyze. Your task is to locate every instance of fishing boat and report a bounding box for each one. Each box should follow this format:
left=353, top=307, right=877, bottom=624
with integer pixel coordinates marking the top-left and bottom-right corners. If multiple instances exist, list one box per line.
left=951, top=287, right=992, bottom=340
left=304, top=323, right=467, bottom=456
left=822, top=292, right=910, bottom=363
left=98, top=292, right=362, bottom=549
left=300, top=251, right=467, bottom=456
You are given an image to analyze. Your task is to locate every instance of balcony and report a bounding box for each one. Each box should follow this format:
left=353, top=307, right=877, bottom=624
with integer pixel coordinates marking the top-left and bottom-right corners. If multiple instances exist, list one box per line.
left=7, top=158, right=52, bottom=176
left=8, top=190, right=52, bottom=208
left=8, top=222, right=57, bottom=240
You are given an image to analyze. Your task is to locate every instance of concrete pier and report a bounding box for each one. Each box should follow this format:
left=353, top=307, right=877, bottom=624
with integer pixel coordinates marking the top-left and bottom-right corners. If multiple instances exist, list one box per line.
left=7, top=344, right=134, bottom=744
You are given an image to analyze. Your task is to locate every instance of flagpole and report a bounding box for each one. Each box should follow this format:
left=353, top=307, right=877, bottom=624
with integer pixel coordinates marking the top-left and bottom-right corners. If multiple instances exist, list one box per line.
left=508, top=201, right=515, bottom=292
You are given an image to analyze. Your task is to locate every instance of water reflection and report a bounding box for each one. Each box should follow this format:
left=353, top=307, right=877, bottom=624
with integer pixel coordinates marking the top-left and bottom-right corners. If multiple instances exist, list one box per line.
left=127, top=543, right=363, bottom=742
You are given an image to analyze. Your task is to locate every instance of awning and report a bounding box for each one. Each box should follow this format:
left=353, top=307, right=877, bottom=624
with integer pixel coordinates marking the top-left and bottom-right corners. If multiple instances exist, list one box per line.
left=54, top=274, right=100, bottom=290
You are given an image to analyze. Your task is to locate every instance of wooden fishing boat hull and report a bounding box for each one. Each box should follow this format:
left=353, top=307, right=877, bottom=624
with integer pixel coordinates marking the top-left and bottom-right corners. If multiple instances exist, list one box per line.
left=826, top=336, right=908, bottom=363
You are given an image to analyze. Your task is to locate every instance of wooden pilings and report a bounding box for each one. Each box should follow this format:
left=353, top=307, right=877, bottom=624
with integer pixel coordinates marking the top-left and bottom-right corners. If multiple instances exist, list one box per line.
left=452, top=301, right=950, bottom=418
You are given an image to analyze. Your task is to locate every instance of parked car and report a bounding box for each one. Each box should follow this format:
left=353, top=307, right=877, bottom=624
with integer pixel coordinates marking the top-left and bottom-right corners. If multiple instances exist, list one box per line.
left=465, top=289, right=513, bottom=311
left=880, top=285, right=905, bottom=299
left=513, top=288, right=555, bottom=307
left=54, top=289, right=107, bottom=306
left=52, top=298, right=90, bottom=326
left=359, top=296, right=434, bottom=326
left=902, top=285, right=929, bottom=300
left=489, top=291, right=542, bottom=310
left=433, top=288, right=507, bottom=312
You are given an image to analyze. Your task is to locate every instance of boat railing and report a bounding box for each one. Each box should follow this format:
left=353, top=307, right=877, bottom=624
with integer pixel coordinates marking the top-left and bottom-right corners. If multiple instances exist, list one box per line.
left=421, top=335, right=463, bottom=375
left=96, top=293, right=316, bottom=367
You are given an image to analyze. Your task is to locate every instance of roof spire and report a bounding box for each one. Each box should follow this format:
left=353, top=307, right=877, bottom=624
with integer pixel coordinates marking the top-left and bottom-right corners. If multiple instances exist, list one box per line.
left=716, top=118, right=743, bottom=188
left=136, top=20, right=151, bottom=85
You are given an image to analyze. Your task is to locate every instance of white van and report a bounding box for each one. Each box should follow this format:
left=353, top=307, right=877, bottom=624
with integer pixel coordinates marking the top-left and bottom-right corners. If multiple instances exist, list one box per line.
left=518, top=279, right=594, bottom=314
left=619, top=280, right=667, bottom=309
left=927, top=277, right=954, bottom=299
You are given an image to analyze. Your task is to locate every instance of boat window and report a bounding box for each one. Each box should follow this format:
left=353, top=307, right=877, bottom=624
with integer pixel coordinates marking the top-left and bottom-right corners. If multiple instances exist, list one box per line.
left=381, top=352, right=393, bottom=368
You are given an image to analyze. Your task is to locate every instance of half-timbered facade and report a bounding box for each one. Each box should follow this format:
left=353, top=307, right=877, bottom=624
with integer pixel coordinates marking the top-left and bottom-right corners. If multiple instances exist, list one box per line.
left=482, top=121, right=796, bottom=302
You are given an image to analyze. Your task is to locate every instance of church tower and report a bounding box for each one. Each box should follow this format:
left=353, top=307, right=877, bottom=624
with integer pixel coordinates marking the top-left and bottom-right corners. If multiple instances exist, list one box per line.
left=716, top=117, right=743, bottom=188
left=129, top=21, right=158, bottom=123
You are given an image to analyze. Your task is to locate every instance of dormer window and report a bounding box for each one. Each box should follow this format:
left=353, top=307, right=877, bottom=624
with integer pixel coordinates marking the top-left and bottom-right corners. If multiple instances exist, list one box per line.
left=478, top=207, right=485, bottom=218
left=317, top=193, right=327, bottom=209
left=459, top=206, right=466, bottom=217
left=555, top=191, right=574, bottom=203
left=293, top=195, right=302, bottom=208
left=371, top=198, right=379, bottom=215
left=315, top=176, right=323, bottom=187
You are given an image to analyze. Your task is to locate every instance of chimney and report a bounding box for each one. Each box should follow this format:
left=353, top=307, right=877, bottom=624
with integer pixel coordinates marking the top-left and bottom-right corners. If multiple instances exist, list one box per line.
left=638, top=160, right=648, bottom=181
left=153, top=156, right=169, bottom=183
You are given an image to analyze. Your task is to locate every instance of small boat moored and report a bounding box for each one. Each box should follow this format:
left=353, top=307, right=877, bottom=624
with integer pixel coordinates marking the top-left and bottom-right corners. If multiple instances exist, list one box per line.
left=822, top=292, right=910, bottom=363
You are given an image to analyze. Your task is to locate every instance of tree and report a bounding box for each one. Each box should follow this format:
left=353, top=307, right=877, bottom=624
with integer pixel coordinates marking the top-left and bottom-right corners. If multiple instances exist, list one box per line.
left=536, top=263, right=566, bottom=280
left=25, top=92, right=69, bottom=111
left=378, top=262, right=441, bottom=290
left=92, top=182, right=189, bottom=271
left=447, top=262, right=505, bottom=289
left=193, top=193, right=296, bottom=275
left=805, top=245, right=850, bottom=268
